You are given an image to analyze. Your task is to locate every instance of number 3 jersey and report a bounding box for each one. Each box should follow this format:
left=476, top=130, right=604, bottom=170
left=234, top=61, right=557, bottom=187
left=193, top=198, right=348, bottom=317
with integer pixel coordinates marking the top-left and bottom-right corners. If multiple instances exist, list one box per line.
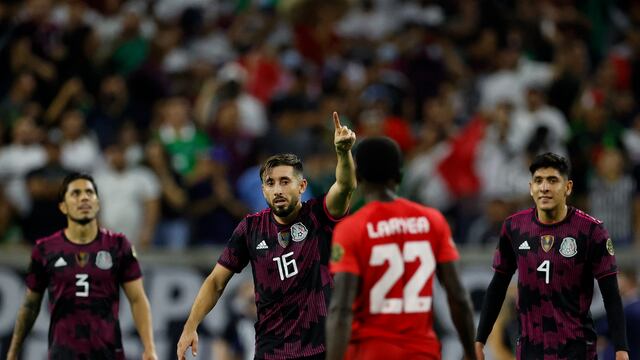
left=493, top=206, right=618, bottom=358
left=218, top=196, right=343, bottom=360
left=330, top=198, right=459, bottom=357
left=26, top=229, right=142, bottom=359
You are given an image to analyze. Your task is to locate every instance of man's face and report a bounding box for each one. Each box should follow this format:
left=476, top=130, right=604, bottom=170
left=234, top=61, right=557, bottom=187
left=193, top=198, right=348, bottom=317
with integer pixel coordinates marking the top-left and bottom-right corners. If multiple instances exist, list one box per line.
left=262, top=165, right=306, bottom=218
left=59, top=179, right=100, bottom=225
left=529, top=167, right=572, bottom=212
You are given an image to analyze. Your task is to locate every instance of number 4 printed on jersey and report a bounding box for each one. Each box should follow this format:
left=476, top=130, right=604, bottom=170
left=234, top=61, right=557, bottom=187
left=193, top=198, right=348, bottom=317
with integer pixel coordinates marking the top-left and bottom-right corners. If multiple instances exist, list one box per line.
left=369, top=241, right=435, bottom=314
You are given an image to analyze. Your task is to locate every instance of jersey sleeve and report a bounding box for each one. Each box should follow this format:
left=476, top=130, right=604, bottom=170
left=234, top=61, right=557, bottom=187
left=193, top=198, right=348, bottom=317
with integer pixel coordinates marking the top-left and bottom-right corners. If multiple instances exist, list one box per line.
left=430, top=210, right=459, bottom=263
left=218, top=218, right=250, bottom=273
left=25, top=243, right=48, bottom=293
left=330, top=220, right=361, bottom=275
left=492, top=220, right=517, bottom=275
left=589, top=224, right=618, bottom=280
left=118, top=235, right=143, bottom=283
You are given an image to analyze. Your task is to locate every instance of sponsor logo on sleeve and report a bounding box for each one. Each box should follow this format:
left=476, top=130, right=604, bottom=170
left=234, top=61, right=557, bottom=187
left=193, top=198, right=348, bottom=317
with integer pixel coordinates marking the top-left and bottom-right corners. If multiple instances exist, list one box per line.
left=559, top=237, right=577, bottom=257
left=331, top=243, right=345, bottom=262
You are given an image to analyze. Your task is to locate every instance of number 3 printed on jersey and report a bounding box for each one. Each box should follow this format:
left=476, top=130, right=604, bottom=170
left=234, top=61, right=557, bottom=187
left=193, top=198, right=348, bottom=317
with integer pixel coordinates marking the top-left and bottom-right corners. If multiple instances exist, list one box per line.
left=369, top=241, right=435, bottom=314
left=75, top=273, right=89, bottom=297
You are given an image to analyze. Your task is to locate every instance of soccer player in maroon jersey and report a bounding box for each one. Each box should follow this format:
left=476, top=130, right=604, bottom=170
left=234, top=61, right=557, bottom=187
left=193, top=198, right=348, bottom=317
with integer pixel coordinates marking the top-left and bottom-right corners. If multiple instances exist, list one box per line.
left=475, top=152, right=630, bottom=360
left=177, top=112, right=356, bottom=360
left=7, top=173, right=157, bottom=360
left=326, top=136, right=477, bottom=360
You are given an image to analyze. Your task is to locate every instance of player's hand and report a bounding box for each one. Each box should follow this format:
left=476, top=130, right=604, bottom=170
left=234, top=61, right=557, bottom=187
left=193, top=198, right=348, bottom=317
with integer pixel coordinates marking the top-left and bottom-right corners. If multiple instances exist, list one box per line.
left=615, top=351, right=629, bottom=360
left=333, top=111, right=356, bottom=154
left=142, top=350, right=158, bottom=360
left=177, top=330, right=199, bottom=360
left=474, top=341, right=485, bottom=360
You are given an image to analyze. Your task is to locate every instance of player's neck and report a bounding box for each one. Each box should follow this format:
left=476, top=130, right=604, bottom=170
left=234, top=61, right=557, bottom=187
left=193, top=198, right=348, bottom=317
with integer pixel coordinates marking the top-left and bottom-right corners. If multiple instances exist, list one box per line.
left=537, top=204, right=568, bottom=224
left=273, top=202, right=303, bottom=225
left=363, top=184, right=398, bottom=203
left=65, top=221, right=99, bottom=244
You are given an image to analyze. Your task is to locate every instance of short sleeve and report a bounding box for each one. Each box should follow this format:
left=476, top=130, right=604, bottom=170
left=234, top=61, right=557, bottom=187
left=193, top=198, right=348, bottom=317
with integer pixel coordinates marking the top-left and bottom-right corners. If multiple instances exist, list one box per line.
left=429, top=210, right=459, bottom=263
left=330, top=221, right=360, bottom=275
left=589, top=224, right=618, bottom=280
left=492, top=221, right=517, bottom=275
left=25, top=244, right=48, bottom=293
left=218, top=218, right=251, bottom=273
left=118, top=235, right=143, bottom=283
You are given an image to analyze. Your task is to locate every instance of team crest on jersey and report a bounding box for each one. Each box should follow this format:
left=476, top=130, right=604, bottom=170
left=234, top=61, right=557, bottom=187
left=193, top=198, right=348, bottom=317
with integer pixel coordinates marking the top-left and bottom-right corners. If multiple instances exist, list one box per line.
left=290, top=222, right=308, bottom=242
left=277, top=230, right=290, bottom=248
left=606, top=238, right=615, bottom=255
left=96, top=251, right=113, bottom=270
left=540, top=235, right=554, bottom=252
left=331, top=243, right=344, bottom=262
left=75, top=252, right=89, bottom=267
left=559, top=237, right=577, bottom=257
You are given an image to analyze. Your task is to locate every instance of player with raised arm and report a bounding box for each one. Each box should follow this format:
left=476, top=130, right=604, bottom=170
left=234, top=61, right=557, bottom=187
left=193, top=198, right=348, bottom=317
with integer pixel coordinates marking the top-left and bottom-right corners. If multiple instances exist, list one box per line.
left=7, top=172, right=157, bottom=360
left=475, top=152, right=629, bottom=360
left=326, top=136, right=477, bottom=360
left=177, top=112, right=356, bottom=360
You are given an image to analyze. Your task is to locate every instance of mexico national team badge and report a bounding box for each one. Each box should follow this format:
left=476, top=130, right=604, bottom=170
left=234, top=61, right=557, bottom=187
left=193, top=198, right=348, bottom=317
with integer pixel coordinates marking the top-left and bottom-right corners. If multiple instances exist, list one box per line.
left=96, top=251, right=113, bottom=270
left=559, top=237, right=577, bottom=257
left=606, top=238, right=615, bottom=255
left=76, top=252, right=89, bottom=267
left=291, top=222, right=308, bottom=242
left=540, top=235, right=554, bottom=252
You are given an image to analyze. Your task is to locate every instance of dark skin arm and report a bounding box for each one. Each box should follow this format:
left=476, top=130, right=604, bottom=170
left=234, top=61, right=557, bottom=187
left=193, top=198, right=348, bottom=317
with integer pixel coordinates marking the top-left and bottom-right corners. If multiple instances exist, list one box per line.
left=7, top=289, right=44, bottom=360
left=326, top=272, right=360, bottom=360
left=436, top=261, right=477, bottom=360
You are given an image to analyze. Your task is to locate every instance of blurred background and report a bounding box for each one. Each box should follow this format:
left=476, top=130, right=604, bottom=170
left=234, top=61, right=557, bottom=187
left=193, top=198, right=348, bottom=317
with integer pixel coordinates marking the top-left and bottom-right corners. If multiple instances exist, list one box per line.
left=0, top=0, right=639, bottom=359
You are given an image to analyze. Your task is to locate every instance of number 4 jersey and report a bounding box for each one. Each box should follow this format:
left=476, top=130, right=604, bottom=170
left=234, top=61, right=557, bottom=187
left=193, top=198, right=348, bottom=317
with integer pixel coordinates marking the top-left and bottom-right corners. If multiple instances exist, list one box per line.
left=330, top=198, right=459, bottom=358
left=26, top=229, right=142, bottom=359
left=493, top=206, right=618, bottom=358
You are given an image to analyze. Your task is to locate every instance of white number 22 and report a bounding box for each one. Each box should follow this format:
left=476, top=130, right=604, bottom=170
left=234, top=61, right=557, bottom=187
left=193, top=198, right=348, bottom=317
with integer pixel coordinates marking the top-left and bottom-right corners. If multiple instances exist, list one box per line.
left=369, top=241, right=435, bottom=314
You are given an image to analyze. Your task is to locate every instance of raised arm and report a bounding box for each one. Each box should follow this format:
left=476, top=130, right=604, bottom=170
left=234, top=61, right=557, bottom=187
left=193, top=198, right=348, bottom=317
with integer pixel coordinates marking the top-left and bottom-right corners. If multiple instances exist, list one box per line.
left=326, top=272, right=360, bottom=360
left=177, top=264, right=235, bottom=360
left=436, top=261, right=477, bottom=360
left=7, top=289, right=44, bottom=360
left=122, top=279, right=157, bottom=360
left=326, top=112, right=357, bottom=218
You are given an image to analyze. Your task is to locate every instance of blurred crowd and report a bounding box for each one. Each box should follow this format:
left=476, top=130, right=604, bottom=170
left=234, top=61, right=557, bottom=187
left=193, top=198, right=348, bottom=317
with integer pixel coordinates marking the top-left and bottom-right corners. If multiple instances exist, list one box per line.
left=1, top=0, right=640, bottom=251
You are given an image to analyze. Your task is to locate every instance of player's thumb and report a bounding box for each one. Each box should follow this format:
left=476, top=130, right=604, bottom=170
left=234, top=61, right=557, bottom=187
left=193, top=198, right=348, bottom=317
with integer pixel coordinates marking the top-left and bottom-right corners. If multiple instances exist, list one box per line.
left=191, top=338, right=199, bottom=357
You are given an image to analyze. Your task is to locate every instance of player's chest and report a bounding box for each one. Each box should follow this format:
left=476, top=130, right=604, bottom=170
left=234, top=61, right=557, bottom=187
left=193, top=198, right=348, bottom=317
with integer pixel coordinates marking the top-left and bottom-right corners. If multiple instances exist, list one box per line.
left=46, top=250, right=118, bottom=289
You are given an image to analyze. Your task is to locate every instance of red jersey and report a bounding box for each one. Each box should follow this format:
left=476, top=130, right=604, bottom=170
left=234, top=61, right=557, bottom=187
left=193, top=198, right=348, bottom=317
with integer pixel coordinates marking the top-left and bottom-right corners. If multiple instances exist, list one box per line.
left=330, top=198, right=459, bottom=358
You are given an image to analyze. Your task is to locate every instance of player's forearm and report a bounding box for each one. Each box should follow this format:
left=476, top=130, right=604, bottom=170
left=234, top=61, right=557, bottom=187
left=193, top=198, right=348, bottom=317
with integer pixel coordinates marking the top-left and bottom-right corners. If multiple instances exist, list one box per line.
left=325, top=307, right=353, bottom=360
left=183, top=274, right=225, bottom=332
left=8, top=293, right=43, bottom=356
left=476, top=272, right=511, bottom=343
left=335, top=149, right=357, bottom=194
left=130, top=296, right=156, bottom=354
left=448, top=293, right=478, bottom=359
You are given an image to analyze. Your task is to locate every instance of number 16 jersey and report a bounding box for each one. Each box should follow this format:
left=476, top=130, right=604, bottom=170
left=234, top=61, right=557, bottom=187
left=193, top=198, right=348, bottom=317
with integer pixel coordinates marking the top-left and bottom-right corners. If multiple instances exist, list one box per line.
left=330, top=198, right=459, bottom=358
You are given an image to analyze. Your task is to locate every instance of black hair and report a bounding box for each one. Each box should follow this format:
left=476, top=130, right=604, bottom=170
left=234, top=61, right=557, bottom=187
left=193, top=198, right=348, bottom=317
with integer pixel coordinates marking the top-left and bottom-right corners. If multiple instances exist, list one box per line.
left=58, top=172, right=99, bottom=203
left=355, top=136, right=403, bottom=184
left=259, top=153, right=304, bottom=182
left=529, top=152, right=571, bottom=178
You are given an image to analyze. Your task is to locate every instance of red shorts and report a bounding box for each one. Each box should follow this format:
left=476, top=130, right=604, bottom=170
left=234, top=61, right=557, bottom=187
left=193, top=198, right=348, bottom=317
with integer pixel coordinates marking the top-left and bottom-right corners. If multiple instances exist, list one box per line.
left=345, top=339, right=439, bottom=360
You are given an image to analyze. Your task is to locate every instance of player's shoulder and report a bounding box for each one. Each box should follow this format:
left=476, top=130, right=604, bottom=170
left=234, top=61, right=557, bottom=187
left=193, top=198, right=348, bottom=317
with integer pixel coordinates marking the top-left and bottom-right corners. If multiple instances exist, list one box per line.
left=571, top=207, right=603, bottom=225
left=505, top=207, right=535, bottom=222
left=34, top=230, right=64, bottom=248
left=99, top=228, right=129, bottom=246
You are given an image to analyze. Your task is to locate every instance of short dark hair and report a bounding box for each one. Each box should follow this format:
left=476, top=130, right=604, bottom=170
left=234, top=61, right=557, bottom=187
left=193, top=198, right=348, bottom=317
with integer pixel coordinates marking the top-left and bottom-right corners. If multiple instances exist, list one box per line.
left=355, top=136, right=403, bottom=184
left=529, top=152, right=571, bottom=178
left=59, top=172, right=99, bottom=203
left=259, top=153, right=304, bottom=182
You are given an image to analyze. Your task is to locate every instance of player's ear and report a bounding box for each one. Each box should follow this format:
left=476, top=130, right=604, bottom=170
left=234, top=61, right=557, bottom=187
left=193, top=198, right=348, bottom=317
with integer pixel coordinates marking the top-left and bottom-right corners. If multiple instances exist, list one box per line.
left=566, top=179, right=573, bottom=196
left=299, top=178, right=307, bottom=194
left=59, top=201, right=68, bottom=215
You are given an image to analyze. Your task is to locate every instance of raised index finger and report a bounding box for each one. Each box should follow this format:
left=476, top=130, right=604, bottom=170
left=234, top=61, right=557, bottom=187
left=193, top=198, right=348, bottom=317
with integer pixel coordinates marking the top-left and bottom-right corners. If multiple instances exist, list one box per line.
left=333, top=111, right=342, bottom=129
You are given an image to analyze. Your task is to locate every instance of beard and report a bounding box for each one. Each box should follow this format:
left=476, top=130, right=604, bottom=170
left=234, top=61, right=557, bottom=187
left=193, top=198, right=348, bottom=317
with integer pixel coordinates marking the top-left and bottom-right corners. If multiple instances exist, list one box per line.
left=270, top=199, right=297, bottom=218
left=69, top=215, right=94, bottom=225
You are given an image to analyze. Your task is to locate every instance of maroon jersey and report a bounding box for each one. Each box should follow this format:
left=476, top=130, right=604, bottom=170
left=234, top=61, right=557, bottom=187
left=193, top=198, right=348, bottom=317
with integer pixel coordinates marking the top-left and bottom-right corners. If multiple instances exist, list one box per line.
left=218, top=196, right=342, bottom=359
left=26, top=229, right=142, bottom=360
left=493, top=207, right=618, bottom=359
